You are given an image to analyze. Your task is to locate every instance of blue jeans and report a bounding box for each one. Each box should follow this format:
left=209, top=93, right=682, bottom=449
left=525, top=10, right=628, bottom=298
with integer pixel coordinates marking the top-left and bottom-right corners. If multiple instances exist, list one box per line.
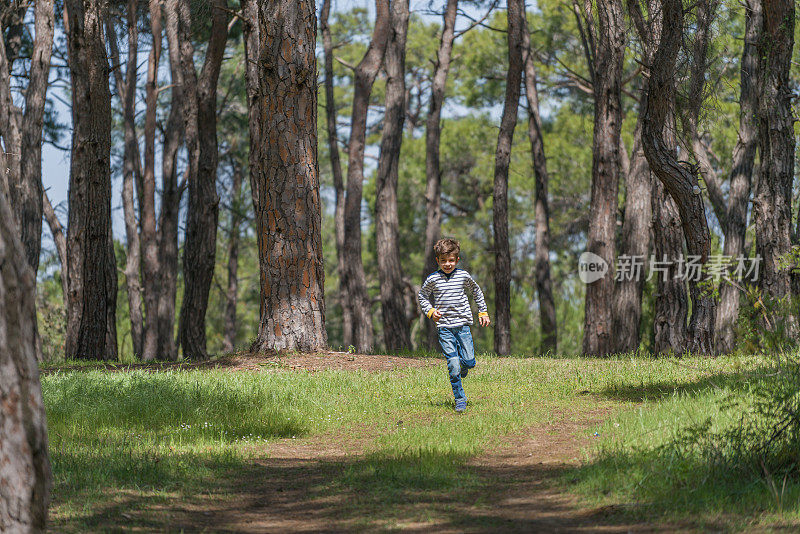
left=437, top=325, right=476, bottom=403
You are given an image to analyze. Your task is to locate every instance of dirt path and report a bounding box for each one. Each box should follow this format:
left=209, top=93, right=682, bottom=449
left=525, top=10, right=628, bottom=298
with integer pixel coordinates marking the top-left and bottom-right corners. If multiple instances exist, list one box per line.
left=165, top=407, right=684, bottom=533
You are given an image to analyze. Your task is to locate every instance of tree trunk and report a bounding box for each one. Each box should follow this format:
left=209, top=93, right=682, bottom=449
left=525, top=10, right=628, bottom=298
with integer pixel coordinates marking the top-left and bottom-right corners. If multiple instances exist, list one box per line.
left=140, top=0, right=164, bottom=360
left=715, top=0, right=761, bottom=353
left=320, top=0, right=352, bottom=349
left=18, top=0, right=54, bottom=272
left=522, top=13, right=557, bottom=354
left=582, top=0, right=625, bottom=357
left=107, top=1, right=145, bottom=358
left=243, top=0, right=327, bottom=353
left=0, top=190, right=51, bottom=533
left=0, top=0, right=54, bottom=273
left=641, top=0, right=715, bottom=355
left=422, top=0, right=458, bottom=351
left=341, top=0, right=390, bottom=352
left=612, top=118, right=651, bottom=353
left=753, top=0, right=796, bottom=337
left=652, top=170, right=688, bottom=355
left=64, top=0, right=117, bottom=361
left=492, top=0, right=525, bottom=356
left=223, top=159, right=243, bottom=353
left=176, top=0, right=228, bottom=360
left=159, top=0, right=186, bottom=361
left=375, top=0, right=411, bottom=352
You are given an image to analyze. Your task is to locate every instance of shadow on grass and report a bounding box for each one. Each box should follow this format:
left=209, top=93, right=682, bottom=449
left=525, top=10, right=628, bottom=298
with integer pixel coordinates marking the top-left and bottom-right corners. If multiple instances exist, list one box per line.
left=561, top=446, right=800, bottom=529
left=597, top=366, right=763, bottom=403
left=53, top=445, right=711, bottom=533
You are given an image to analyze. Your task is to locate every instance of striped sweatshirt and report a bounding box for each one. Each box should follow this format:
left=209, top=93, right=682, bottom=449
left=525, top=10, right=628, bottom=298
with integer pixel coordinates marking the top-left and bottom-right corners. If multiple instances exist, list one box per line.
left=418, top=268, right=489, bottom=328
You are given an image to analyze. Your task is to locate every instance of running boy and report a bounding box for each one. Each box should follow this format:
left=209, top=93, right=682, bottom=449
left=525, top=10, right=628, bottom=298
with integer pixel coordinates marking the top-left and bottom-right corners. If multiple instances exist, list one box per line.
left=418, top=238, right=491, bottom=412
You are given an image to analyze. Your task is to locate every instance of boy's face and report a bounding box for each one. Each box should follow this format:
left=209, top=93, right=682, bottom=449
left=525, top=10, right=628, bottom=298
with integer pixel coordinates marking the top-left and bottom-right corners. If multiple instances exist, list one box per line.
left=436, top=252, right=459, bottom=274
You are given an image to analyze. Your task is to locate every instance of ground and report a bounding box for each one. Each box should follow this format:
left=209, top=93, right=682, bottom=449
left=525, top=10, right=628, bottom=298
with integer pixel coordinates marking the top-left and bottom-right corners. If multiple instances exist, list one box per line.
left=50, top=352, right=712, bottom=532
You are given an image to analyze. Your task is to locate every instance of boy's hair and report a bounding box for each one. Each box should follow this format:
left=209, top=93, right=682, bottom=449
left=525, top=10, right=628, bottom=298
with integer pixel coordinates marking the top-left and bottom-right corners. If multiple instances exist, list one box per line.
left=434, top=238, right=460, bottom=258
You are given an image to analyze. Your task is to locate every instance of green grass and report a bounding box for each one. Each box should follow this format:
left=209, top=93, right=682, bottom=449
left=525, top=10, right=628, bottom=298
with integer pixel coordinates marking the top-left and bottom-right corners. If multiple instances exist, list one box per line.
left=566, top=353, right=800, bottom=531
left=42, top=352, right=800, bottom=531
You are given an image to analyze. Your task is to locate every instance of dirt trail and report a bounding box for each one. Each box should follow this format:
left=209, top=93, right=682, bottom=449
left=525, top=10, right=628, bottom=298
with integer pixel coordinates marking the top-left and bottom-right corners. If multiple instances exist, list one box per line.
left=51, top=353, right=695, bottom=532
left=166, top=406, right=688, bottom=533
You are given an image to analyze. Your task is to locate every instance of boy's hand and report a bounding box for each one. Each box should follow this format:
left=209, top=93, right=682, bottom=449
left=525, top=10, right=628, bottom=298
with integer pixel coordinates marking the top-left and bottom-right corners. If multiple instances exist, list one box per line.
left=431, top=309, right=443, bottom=322
left=479, top=315, right=491, bottom=327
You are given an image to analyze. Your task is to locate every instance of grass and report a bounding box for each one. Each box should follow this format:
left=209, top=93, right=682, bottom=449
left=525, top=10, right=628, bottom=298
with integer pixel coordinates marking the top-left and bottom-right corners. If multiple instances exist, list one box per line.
left=42, top=352, right=800, bottom=531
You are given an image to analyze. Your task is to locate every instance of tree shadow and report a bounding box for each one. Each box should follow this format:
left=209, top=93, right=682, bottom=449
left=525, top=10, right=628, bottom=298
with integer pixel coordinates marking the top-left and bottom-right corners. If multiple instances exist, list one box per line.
left=596, top=365, right=769, bottom=403
left=54, top=446, right=717, bottom=532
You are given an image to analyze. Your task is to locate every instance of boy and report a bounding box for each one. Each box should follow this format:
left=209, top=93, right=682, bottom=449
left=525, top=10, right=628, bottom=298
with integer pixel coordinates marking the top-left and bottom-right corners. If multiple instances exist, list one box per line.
left=418, top=238, right=491, bottom=413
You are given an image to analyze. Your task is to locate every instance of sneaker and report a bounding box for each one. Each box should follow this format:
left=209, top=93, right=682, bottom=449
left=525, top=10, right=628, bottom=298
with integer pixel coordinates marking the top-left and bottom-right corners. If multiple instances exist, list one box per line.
left=460, top=367, right=469, bottom=378
left=455, top=399, right=467, bottom=412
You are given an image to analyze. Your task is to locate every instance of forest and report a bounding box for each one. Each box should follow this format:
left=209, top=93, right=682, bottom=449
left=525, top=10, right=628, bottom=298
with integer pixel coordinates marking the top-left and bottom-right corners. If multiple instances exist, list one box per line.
left=3, top=0, right=800, bottom=530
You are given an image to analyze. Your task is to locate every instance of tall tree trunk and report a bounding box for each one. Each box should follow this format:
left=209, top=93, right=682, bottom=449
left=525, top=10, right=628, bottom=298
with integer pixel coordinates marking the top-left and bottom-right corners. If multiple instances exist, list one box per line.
left=107, top=1, right=144, bottom=358
left=375, top=0, right=411, bottom=352
left=612, top=118, right=651, bottom=353
left=652, top=166, right=688, bottom=354
left=342, top=0, right=390, bottom=352
left=642, top=0, right=715, bottom=354
left=18, top=0, right=54, bottom=272
left=422, top=0, right=458, bottom=350
left=0, top=190, right=51, bottom=533
left=493, top=0, right=524, bottom=356
left=159, top=0, right=185, bottom=361
left=715, top=0, right=761, bottom=353
left=243, top=0, right=327, bottom=353
left=223, top=159, right=243, bottom=352
left=64, top=0, right=117, bottom=361
left=753, top=0, right=796, bottom=338
left=0, top=0, right=54, bottom=362
left=522, top=13, right=557, bottom=354
left=582, top=0, right=625, bottom=357
left=176, top=0, right=228, bottom=360
left=627, top=0, right=687, bottom=354
left=140, top=0, right=164, bottom=360
left=320, top=0, right=351, bottom=349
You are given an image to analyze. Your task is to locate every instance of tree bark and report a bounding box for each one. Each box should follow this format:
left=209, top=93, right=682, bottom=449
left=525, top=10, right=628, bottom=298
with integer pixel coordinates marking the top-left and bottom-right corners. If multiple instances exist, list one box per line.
left=0, top=0, right=54, bottom=273
left=320, top=0, right=352, bottom=349
left=0, top=190, right=51, bottom=533
left=18, top=0, right=54, bottom=272
left=176, top=0, right=228, bottom=360
left=753, top=0, right=796, bottom=337
left=641, top=0, right=715, bottom=355
left=159, top=0, right=186, bottom=361
left=64, top=0, right=117, bottom=361
left=492, top=0, right=525, bottom=356
left=422, top=0, right=458, bottom=350
left=107, top=1, right=144, bottom=359
left=522, top=13, right=557, bottom=354
left=223, top=159, right=243, bottom=353
left=582, top=0, right=625, bottom=357
left=140, top=0, right=164, bottom=360
left=375, top=0, right=411, bottom=352
left=715, top=0, right=761, bottom=353
left=341, top=0, right=390, bottom=352
left=684, top=0, right=726, bottom=231
left=243, top=0, right=327, bottom=353
left=612, top=118, right=651, bottom=354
